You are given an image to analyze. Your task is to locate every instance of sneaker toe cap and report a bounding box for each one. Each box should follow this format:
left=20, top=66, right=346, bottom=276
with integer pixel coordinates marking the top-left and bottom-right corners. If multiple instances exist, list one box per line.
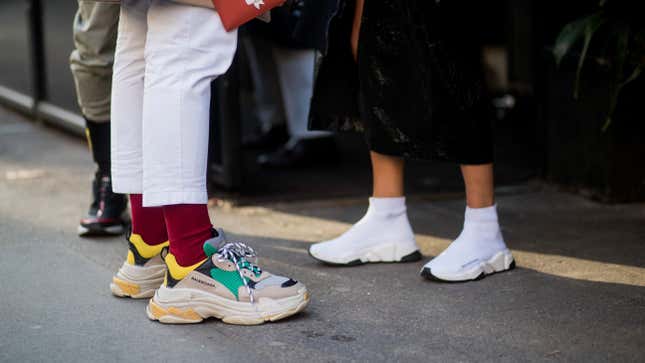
left=421, top=257, right=464, bottom=277
left=255, top=280, right=307, bottom=300
left=308, top=242, right=335, bottom=262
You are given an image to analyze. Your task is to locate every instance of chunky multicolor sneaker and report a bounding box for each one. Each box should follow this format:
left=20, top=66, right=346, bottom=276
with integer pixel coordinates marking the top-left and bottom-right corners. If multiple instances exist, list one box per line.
left=147, top=229, right=309, bottom=325
left=110, top=232, right=169, bottom=298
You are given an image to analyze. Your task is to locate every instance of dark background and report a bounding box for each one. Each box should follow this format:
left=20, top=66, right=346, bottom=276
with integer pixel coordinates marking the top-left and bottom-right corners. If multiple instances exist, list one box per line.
left=3, top=0, right=639, bottom=202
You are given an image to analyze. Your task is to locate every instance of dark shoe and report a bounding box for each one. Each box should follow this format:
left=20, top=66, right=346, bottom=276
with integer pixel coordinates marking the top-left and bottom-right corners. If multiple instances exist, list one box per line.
left=78, top=171, right=129, bottom=236
left=242, top=125, right=289, bottom=150
left=257, top=137, right=338, bottom=168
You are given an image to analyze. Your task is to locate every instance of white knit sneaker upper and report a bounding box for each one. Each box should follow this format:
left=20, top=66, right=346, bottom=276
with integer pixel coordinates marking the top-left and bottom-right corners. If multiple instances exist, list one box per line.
left=309, top=197, right=420, bottom=264
left=422, top=204, right=514, bottom=281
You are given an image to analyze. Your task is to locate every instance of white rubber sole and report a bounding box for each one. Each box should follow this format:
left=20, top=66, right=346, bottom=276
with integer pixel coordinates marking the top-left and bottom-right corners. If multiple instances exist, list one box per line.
left=77, top=223, right=125, bottom=236
left=309, top=241, right=421, bottom=266
left=110, top=262, right=166, bottom=299
left=421, top=250, right=515, bottom=282
left=146, top=285, right=310, bottom=325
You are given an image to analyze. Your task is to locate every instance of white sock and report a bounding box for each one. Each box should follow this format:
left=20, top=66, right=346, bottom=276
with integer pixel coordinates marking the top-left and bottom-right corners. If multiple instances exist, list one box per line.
left=309, top=197, right=419, bottom=263
left=463, top=204, right=506, bottom=250
left=425, top=204, right=508, bottom=272
left=367, top=196, right=407, bottom=216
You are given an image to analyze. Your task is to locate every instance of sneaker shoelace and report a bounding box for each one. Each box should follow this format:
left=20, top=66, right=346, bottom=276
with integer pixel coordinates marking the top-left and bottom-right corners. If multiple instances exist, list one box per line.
left=216, top=242, right=262, bottom=303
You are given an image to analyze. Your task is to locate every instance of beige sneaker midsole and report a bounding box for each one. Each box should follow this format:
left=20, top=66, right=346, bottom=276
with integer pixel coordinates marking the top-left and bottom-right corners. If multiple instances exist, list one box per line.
left=150, top=284, right=309, bottom=321
left=111, top=261, right=166, bottom=297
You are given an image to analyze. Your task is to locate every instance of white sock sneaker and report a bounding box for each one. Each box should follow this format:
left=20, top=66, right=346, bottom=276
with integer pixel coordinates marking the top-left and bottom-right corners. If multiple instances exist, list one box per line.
left=309, top=197, right=422, bottom=265
left=420, top=204, right=515, bottom=282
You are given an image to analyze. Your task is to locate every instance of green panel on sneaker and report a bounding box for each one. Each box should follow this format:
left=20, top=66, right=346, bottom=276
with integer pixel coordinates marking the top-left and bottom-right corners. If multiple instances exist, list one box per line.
left=209, top=268, right=246, bottom=300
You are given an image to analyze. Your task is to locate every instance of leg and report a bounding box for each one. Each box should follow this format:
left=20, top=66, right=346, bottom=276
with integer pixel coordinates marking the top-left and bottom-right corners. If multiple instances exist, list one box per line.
left=140, top=5, right=309, bottom=325
left=421, top=162, right=514, bottom=282
left=461, top=164, right=494, bottom=208
left=111, top=0, right=169, bottom=244
left=257, top=46, right=335, bottom=168
left=110, top=0, right=147, bottom=195
left=241, top=36, right=286, bottom=136
left=371, top=151, right=405, bottom=197
left=70, top=0, right=118, bottom=123
left=309, top=150, right=420, bottom=265
left=308, top=1, right=418, bottom=265
left=141, top=0, right=237, bottom=208
left=272, top=47, right=330, bottom=144
left=351, top=0, right=365, bottom=61
left=109, top=0, right=168, bottom=299
left=140, top=0, right=237, bottom=267
left=71, top=0, right=128, bottom=236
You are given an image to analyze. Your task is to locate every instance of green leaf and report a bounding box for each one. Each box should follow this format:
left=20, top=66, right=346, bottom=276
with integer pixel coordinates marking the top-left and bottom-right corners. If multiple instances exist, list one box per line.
left=573, top=12, right=606, bottom=98
left=553, top=17, right=589, bottom=67
left=603, top=26, right=635, bottom=132
left=553, top=12, right=605, bottom=66
left=553, top=12, right=606, bottom=99
left=620, top=65, right=643, bottom=89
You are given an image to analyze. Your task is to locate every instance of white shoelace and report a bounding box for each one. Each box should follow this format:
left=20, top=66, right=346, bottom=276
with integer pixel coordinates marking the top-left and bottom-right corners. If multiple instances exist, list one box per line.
left=216, top=242, right=262, bottom=304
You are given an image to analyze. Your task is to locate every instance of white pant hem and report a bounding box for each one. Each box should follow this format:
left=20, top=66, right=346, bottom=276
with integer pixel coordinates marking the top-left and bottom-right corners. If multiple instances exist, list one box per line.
left=112, top=176, right=143, bottom=195
left=143, top=190, right=207, bottom=207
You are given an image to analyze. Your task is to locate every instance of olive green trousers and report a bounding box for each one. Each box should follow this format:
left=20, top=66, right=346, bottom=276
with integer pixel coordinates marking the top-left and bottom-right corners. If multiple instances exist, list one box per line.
left=69, top=1, right=119, bottom=122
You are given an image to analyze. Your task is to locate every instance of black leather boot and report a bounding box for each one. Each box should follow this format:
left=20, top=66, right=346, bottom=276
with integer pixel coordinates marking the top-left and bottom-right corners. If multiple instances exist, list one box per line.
left=78, top=120, right=129, bottom=236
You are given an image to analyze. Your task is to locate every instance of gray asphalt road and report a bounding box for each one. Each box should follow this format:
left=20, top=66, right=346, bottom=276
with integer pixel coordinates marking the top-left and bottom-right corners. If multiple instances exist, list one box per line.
left=1, top=106, right=644, bottom=362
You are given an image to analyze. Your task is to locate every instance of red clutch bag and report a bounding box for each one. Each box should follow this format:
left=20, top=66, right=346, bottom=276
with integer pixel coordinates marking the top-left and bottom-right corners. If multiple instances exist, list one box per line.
left=211, top=0, right=285, bottom=32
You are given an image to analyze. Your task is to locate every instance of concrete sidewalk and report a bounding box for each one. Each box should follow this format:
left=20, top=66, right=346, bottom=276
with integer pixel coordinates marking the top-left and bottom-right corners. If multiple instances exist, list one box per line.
left=1, top=106, right=644, bottom=362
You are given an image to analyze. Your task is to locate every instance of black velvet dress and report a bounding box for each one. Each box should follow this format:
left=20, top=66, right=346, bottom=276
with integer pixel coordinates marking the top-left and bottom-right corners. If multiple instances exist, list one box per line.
left=307, top=0, right=494, bottom=164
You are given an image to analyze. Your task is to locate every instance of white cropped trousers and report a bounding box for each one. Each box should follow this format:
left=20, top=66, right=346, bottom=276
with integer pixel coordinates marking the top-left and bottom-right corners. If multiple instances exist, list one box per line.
left=110, top=0, right=237, bottom=207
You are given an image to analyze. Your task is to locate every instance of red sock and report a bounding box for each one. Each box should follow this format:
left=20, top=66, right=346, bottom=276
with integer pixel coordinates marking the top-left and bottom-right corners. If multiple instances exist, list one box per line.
left=163, top=204, right=212, bottom=267
left=129, top=194, right=168, bottom=245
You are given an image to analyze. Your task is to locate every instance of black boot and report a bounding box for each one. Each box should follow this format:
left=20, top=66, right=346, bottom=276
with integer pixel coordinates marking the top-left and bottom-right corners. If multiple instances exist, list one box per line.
left=78, top=120, right=129, bottom=236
